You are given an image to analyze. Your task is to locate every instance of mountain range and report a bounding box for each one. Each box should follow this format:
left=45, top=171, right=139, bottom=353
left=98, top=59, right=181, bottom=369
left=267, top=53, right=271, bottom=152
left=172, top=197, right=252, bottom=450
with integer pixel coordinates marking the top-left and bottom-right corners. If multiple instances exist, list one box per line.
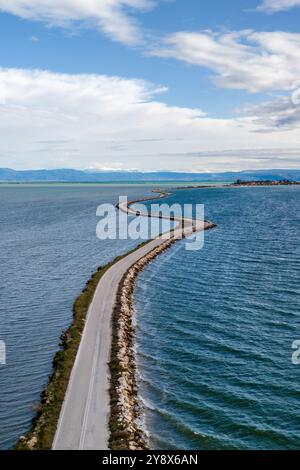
left=1, top=168, right=300, bottom=183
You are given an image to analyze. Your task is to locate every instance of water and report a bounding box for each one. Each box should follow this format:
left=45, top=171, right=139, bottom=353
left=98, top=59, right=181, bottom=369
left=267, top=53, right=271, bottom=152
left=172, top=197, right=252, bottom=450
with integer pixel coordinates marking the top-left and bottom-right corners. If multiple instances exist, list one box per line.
left=0, top=184, right=156, bottom=450
left=134, top=186, right=300, bottom=450
left=1, top=184, right=300, bottom=450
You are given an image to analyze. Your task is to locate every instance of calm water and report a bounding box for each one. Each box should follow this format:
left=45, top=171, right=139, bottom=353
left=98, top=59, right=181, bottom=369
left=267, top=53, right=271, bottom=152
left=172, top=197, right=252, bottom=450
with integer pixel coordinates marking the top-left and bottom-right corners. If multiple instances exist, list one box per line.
left=0, top=184, right=155, bottom=449
left=135, top=186, right=300, bottom=450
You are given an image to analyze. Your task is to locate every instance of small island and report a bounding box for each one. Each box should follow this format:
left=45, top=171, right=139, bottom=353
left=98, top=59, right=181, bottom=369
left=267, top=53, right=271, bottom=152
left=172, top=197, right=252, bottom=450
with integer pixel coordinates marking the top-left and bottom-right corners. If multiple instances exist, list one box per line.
left=232, top=179, right=300, bottom=187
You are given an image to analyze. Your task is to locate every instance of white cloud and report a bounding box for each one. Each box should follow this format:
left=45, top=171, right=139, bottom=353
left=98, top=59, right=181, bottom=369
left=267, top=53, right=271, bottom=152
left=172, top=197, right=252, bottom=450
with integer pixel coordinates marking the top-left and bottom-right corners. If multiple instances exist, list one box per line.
left=0, top=0, right=154, bottom=45
left=153, top=29, right=300, bottom=93
left=0, top=68, right=299, bottom=172
left=257, top=0, right=300, bottom=12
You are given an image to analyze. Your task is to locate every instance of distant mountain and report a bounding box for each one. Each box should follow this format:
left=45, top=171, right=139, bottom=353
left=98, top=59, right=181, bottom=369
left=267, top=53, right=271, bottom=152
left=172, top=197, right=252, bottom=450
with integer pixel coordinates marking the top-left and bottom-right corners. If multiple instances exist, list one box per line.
left=0, top=168, right=300, bottom=183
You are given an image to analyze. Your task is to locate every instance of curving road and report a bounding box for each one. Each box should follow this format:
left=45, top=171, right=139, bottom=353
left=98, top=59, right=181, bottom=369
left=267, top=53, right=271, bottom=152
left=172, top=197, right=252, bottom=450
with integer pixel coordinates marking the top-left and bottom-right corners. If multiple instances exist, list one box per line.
left=53, top=192, right=215, bottom=450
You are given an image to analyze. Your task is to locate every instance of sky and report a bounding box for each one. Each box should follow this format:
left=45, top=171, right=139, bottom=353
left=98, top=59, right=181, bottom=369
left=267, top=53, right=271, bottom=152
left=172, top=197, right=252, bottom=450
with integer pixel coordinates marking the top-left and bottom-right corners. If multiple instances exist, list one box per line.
left=0, top=0, right=300, bottom=172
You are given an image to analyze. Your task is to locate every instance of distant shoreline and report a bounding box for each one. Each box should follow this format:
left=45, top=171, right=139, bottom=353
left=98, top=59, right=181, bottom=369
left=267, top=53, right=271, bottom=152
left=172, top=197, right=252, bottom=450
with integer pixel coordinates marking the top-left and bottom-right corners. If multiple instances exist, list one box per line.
left=230, top=179, right=300, bottom=187
left=0, top=181, right=228, bottom=187
left=1, top=167, right=300, bottom=186
left=2, top=179, right=300, bottom=188
left=3, top=178, right=291, bottom=190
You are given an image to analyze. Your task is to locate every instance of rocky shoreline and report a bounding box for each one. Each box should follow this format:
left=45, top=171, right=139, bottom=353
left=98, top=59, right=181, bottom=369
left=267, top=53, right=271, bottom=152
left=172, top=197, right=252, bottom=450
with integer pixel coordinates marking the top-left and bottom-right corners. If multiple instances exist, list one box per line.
left=109, top=235, right=180, bottom=450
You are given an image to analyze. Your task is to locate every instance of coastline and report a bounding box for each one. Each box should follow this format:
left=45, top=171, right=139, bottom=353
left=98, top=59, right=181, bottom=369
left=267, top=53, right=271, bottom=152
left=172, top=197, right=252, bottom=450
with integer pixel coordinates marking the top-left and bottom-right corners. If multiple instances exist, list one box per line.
left=16, top=187, right=215, bottom=450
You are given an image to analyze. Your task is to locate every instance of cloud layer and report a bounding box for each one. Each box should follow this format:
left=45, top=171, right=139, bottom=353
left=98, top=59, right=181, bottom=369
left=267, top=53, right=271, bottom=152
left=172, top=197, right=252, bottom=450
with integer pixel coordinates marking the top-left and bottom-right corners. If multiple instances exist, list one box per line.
left=0, top=68, right=299, bottom=171
left=154, top=29, right=300, bottom=93
left=245, top=96, right=300, bottom=131
left=0, top=0, right=153, bottom=45
left=0, top=4, right=299, bottom=170
left=257, top=0, right=300, bottom=12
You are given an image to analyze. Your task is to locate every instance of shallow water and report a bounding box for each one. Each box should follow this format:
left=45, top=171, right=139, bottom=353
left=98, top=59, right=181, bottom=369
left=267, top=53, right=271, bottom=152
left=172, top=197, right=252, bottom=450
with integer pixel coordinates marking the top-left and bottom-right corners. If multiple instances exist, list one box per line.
left=134, top=186, right=300, bottom=450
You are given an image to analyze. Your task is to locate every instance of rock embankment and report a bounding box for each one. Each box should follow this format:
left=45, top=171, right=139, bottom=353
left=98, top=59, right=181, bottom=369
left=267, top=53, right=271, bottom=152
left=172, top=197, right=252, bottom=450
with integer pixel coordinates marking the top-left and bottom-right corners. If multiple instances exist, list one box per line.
left=110, top=236, right=179, bottom=450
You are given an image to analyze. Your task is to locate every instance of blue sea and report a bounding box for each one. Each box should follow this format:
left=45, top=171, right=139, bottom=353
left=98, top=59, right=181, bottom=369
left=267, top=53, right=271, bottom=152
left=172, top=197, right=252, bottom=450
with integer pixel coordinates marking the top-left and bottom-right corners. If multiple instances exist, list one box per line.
left=134, top=186, right=300, bottom=450
left=0, top=184, right=299, bottom=450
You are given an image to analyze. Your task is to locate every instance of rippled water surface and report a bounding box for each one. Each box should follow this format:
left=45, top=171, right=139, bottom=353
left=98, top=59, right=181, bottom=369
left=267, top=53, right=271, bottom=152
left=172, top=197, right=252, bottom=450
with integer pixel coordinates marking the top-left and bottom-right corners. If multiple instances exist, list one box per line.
left=135, top=186, right=300, bottom=450
left=0, top=184, right=155, bottom=449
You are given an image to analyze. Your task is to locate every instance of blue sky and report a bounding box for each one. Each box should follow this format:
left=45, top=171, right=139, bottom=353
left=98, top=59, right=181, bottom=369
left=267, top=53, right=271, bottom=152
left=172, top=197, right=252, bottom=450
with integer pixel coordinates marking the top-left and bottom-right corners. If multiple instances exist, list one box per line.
left=0, top=0, right=300, bottom=172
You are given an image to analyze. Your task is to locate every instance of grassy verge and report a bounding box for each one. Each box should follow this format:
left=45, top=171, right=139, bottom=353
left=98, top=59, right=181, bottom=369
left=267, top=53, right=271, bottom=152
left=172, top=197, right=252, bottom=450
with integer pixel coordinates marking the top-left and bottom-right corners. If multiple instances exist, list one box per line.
left=16, top=242, right=150, bottom=450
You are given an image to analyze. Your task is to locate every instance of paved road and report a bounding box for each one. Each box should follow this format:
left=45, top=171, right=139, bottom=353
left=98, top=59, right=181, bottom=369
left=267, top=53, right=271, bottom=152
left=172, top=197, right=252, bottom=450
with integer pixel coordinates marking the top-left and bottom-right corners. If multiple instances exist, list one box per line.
left=53, top=197, right=212, bottom=450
